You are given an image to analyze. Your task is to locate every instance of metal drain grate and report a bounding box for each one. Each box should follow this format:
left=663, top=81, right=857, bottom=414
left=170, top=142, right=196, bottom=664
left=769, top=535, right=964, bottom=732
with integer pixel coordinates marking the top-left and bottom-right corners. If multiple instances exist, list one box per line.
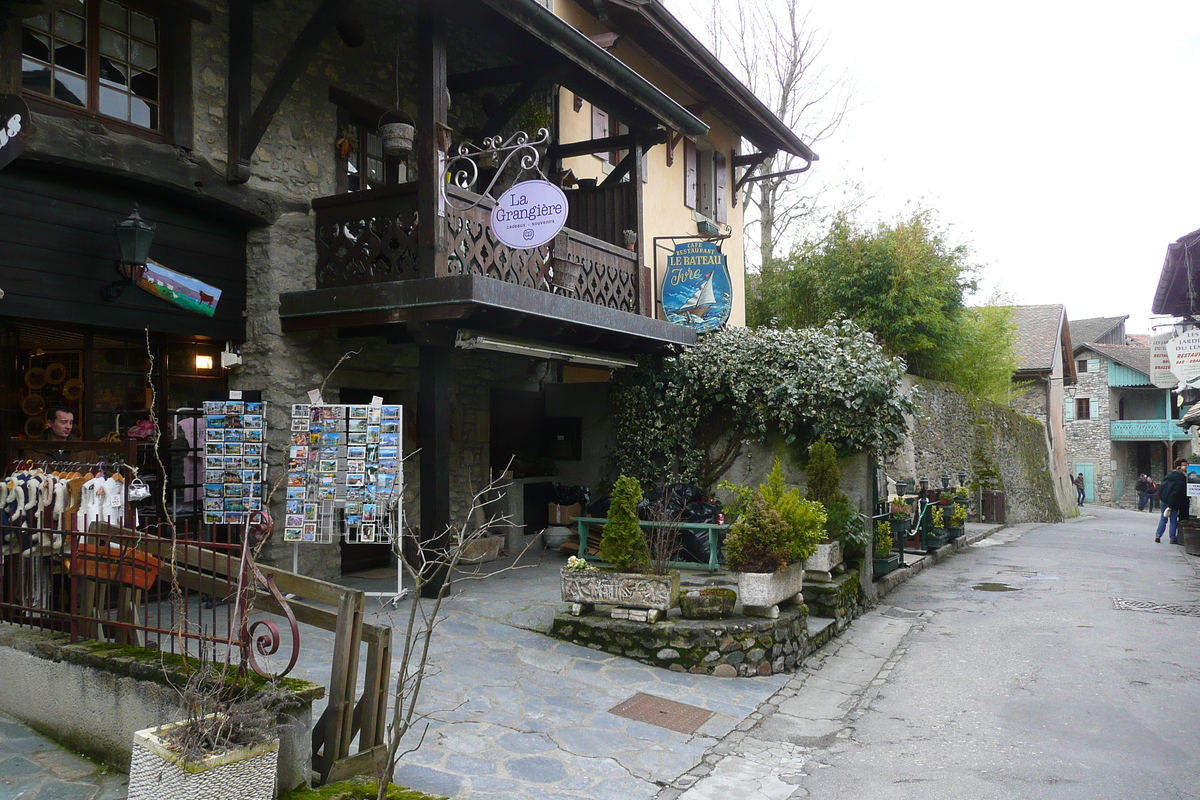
left=1112, top=598, right=1200, bottom=617
left=609, top=693, right=714, bottom=734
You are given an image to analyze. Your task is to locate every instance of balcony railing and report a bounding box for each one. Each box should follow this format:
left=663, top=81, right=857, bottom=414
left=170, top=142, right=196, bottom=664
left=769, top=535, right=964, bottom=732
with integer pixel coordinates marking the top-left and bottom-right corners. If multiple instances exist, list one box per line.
left=313, top=183, right=641, bottom=313
left=1109, top=419, right=1191, bottom=441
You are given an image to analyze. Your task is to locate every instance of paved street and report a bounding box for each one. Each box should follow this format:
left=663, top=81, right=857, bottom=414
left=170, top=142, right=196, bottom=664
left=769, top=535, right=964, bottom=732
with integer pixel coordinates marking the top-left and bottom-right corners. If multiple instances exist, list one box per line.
left=657, top=506, right=1200, bottom=800
left=2, top=506, right=1197, bottom=800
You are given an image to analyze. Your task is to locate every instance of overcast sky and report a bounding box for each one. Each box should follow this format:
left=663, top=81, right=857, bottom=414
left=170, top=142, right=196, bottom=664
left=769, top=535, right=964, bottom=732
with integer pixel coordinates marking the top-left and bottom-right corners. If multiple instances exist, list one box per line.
left=671, top=0, right=1200, bottom=336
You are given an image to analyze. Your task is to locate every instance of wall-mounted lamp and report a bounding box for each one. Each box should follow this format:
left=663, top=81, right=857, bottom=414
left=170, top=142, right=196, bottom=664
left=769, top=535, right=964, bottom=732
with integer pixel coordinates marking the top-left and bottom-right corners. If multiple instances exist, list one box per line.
left=103, top=205, right=156, bottom=301
left=195, top=354, right=214, bottom=370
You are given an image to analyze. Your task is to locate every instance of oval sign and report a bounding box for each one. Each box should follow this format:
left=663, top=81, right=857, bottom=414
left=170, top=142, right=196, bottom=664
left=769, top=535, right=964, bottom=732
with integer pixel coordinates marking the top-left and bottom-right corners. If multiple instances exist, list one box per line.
left=490, top=179, right=569, bottom=249
left=0, top=95, right=30, bottom=172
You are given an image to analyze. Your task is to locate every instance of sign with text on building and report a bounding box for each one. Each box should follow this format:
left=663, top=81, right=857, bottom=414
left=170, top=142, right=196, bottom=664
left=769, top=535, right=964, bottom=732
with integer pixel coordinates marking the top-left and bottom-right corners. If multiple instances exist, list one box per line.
left=489, top=179, right=568, bottom=249
left=1166, top=328, right=1200, bottom=389
left=662, top=241, right=732, bottom=333
left=1151, top=331, right=1177, bottom=388
left=1188, top=464, right=1200, bottom=498
left=0, top=95, right=29, bottom=172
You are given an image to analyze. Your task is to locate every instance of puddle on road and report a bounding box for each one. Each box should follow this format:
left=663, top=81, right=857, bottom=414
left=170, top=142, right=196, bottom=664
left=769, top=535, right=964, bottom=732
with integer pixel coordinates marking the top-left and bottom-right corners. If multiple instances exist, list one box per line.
left=972, top=582, right=1019, bottom=592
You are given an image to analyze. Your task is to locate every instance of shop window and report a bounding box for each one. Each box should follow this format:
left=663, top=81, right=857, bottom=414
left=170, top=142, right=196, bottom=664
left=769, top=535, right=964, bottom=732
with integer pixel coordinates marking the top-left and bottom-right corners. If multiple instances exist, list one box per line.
left=22, top=0, right=167, bottom=133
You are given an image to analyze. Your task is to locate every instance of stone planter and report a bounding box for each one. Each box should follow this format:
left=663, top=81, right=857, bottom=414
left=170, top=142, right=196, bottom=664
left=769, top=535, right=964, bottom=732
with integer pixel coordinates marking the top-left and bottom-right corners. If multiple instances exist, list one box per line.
left=873, top=552, right=901, bottom=576
left=925, top=529, right=948, bottom=550
left=456, top=536, right=503, bottom=564
left=127, top=718, right=279, bottom=800
left=561, top=568, right=680, bottom=621
left=735, top=561, right=804, bottom=618
left=679, top=588, right=737, bottom=619
left=804, top=540, right=843, bottom=573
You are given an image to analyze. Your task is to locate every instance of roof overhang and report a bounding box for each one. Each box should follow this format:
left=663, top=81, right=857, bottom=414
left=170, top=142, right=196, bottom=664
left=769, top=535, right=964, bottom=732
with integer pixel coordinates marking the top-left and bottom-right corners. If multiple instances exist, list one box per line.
left=1153, top=227, right=1200, bottom=318
left=279, top=274, right=696, bottom=354
left=472, top=0, right=708, bottom=138
left=581, top=0, right=816, bottom=160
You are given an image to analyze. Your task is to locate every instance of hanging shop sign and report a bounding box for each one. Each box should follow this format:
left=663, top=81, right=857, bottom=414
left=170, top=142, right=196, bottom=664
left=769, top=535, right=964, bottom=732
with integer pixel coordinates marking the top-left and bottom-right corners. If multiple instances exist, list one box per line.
left=1151, top=331, right=1177, bottom=388
left=1166, top=328, right=1200, bottom=389
left=489, top=179, right=568, bottom=249
left=285, top=403, right=403, bottom=544
left=202, top=398, right=267, bottom=526
left=0, top=95, right=29, bottom=172
left=129, top=259, right=222, bottom=317
left=661, top=241, right=732, bottom=333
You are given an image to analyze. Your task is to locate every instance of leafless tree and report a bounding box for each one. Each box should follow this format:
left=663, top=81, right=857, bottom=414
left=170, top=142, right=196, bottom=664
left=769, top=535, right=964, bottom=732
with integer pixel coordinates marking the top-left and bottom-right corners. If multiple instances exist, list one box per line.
left=701, top=0, right=858, bottom=267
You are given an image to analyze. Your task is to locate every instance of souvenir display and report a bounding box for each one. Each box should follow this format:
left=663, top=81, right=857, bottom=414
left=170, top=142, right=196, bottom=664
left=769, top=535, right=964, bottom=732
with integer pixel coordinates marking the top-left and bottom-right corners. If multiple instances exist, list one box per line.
left=201, top=399, right=267, bottom=525
left=286, top=403, right=402, bottom=544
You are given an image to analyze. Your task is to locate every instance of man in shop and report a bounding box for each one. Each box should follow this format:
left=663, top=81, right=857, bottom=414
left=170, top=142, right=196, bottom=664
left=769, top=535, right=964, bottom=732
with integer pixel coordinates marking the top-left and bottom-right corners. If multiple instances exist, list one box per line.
left=24, top=406, right=92, bottom=465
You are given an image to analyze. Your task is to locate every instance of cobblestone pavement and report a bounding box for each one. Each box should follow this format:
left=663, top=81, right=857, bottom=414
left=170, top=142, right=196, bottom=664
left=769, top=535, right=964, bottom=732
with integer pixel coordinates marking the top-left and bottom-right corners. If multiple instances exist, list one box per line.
left=0, top=715, right=127, bottom=800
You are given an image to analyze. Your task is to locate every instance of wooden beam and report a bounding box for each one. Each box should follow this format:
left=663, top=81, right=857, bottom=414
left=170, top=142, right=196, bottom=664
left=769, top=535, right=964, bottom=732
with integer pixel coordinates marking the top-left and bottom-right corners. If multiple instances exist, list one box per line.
left=239, top=0, right=348, bottom=167
left=225, top=0, right=252, bottom=182
left=479, top=73, right=552, bottom=140
left=665, top=130, right=682, bottom=167
left=548, top=132, right=639, bottom=160
left=590, top=31, right=620, bottom=49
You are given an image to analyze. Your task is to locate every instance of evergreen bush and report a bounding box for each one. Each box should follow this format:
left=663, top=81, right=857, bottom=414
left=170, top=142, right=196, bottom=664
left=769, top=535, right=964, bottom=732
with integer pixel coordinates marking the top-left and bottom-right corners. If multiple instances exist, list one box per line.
left=598, top=476, right=649, bottom=572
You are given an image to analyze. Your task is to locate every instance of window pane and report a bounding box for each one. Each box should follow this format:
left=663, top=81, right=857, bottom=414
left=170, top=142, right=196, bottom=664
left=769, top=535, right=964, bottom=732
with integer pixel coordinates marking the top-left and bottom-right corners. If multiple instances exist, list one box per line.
left=22, top=28, right=51, bottom=62
left=54, top=11, right=85, bottom=44
left=367, top=155, right=384, bottom=185
left=129, top=40, right=157, bottom=71
left=367, top=132, right=382, bottom=159
left=55, top=42, right=86, bottom=75
left=54, top=70, right=86, bottom=106
left=130, top=70, right=157, bottom=101
left=100, top=28, right=127, bottom=60
left=100, top=0, right=126, bottom=31
left=21, top=59, right=52, bottom=95
left=99, top=84, right=129, bottom=120
left=130, top=10, right=156, bottom=44
left=26, top=14, right=50, bottom=32
left=131, top=98, right=155, bottom=129
left=100, top=57, right=128, bottom=87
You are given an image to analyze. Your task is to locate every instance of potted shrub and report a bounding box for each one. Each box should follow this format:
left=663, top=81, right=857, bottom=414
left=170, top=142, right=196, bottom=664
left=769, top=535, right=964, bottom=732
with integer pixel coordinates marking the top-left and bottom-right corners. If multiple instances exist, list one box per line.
left=721, top=462, right=825, bottom=618
left=946, top=502, right=967, bottom=541
left=872, top=521, right=901, bottom=576
left=560, top=476, right=679, bottom=621
left=889, top=495, right=912, bottom=537
left=127, top=660, right=285, bottom=800
left=925, top=504, right=948, bottom=550
left=802, top=441, right=871, bottom=570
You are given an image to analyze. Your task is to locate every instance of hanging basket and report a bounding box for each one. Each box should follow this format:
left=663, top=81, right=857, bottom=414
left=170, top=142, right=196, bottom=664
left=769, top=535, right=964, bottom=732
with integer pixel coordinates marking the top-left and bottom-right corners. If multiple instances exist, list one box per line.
left=379, top=110, right=416, bottom=157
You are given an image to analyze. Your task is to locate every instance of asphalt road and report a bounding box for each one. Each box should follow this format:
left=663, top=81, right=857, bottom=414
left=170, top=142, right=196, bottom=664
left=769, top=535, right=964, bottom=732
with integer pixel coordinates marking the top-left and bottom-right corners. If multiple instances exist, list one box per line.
left=663, top=506, right=1200, bottom=800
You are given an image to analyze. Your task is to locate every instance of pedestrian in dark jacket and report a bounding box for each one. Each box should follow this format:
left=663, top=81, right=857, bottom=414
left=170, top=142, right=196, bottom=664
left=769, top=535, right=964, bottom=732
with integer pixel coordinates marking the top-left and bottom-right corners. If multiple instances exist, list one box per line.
left=1154, top=459, right=1190, bottom=543
left=1073, top=473, right=1086, bottom=506
left=1136, top=474, right=1153, bottom=511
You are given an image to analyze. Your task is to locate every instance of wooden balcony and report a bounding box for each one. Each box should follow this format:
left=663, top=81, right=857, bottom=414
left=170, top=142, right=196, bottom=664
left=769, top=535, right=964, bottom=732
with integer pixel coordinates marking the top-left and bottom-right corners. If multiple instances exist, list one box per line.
left=1109, top=419, right=1191, bottom=442
left=313, top=183, right=641, bottom=314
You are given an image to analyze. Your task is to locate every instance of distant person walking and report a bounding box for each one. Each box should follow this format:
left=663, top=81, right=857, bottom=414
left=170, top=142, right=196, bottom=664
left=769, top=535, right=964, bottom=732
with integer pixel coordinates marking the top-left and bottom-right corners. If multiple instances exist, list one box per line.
left=1136, top=474, right=1153, bottom=511
left=1073, top=473, right=1086, bottom=506
left=1154, top=458, right=1189, bottom=544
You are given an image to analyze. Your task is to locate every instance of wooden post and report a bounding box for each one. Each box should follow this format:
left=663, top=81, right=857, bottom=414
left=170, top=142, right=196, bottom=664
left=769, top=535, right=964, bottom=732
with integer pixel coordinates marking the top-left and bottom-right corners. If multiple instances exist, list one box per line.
left=314, top=589, right=364, bottom=782
left=417, top=10, right=448, bottom=277
left=418, top=344, right=452, bottom=597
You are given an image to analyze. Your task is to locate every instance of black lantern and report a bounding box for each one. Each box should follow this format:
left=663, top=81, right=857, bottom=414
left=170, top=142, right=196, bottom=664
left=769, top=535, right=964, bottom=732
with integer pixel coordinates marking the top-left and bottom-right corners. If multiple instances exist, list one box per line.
left=919, top=476, right=930, bottom=492
left=958, top=470, right=967, bottom=488
left=940, top=474, right=951, bottom=489
left=104, top=205, right=156, bottom=300
left=895, top=480, right=908, bottom=497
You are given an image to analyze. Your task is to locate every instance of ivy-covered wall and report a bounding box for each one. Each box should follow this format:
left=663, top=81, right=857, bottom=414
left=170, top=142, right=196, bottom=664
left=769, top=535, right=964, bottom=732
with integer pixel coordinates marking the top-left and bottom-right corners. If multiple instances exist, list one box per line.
left=888, top=376, right=1065, bottom=523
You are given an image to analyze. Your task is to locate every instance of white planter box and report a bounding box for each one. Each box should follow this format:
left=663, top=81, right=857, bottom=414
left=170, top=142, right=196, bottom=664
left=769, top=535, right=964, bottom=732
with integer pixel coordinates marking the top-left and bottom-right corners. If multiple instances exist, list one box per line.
left=561, top=569, right=680, bottom=612
left=736, top=562, right=805, bottom=614
left=127, top=720, right=279, bottom=800
left=804, top=541, right=843, bottom=573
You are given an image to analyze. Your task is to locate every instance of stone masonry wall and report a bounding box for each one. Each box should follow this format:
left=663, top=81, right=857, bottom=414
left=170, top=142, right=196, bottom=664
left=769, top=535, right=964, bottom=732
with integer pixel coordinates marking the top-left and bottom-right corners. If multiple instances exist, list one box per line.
left=1064, top=350, right=1113, bottom=504
left=887, top=377, right=1063, bottom=524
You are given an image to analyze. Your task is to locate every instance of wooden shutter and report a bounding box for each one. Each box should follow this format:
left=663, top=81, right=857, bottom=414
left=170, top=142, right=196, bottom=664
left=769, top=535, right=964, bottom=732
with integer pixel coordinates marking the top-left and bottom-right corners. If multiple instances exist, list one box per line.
left=714, top=150, right=728, bottom=223
left=684, top=138, right=697, bottom=209
left=1089, top=397, right=1098, bottom=419
left=592, top=106, right=609, bottom=163
left=1088, top=358, right=1100, bottom=374
left=1064, top=398, right=1075, bottom=421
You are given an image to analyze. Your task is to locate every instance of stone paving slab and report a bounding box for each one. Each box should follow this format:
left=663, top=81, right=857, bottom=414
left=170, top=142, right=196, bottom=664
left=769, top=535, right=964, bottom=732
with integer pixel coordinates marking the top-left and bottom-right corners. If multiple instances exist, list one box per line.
left=0, top=714, right=127, bottom=800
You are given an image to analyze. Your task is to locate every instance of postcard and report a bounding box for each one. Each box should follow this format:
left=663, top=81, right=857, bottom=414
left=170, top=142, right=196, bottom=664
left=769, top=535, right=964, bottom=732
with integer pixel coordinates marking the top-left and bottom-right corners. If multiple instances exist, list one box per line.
left=381, top=405, right=400, bottom=418
left=225, top=443, right=243, bottom=456
left=205, top=512, right=224, bottom=525
left=291, top=404, right=309, bottom=418
left=205, top=443, right=224, bottom=456
left=346, top=459, right=364, bottom=473
left=366, top=426, right=381, bottom=444
left=286, top=486, right=307, bottom=500
left=223, top=414, right=243, bottom=429
left=224, top=428, right=244, bottom=443
left=319, top=459, right=338, bottom=473
left=205, top=414, right=226, bottom=429
left=244, top=443, right=263, bottom=456
left=242, top=469, right=261, bottom=484
left=321, top=432, right=344, bottom=447
left=204, top=401, right=224, bottom=415
left=225, top=498, right=247, bottom=512
left=380, top=433, right=399, bottom=446
left=246, top=402, right=264, bottom=414
left=244, top=428, right=263, bottom=442
left=291, top=418, right=310, bottom=432
left=304, top=503, right=319, bottom=521
left=347, top=445, right=366, bottom=459
left=224, top=512, right=245, bottom=525
left=367, top=407, right=381, bottom=424
left=348, top=432, right=367, bottom=446
left=349, top=405, right=369, bottom=420
left=203, top=498, right=223, bottom=511
left=225, top=401, right=244, bottom=415
left=225, top=483, right=246, bottom=498
left=244, top=414, right=263, bottom=429
left=287, top=499, right=302, bottom=515
left=359, top=525, right=376, bottom=543
left=347, top=418, right=367, bottom=433
left=286, top=514, right=304, bottom=528
left=316, top=486, right=336, bottom=501
left=205, top=428, right=224, bottom=443
left=284, top=527, right=302, bottom=542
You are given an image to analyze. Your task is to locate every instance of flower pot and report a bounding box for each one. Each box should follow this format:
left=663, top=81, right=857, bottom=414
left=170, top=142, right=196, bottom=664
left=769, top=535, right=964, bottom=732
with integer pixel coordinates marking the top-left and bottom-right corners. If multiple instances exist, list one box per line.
left=945, top=525, right=965, bottom=541
left=561, top=568, right=679, bottom=613
left=735, top=561, right=804, bottom=617
left=873, top=552, right=901, bottom=576
left=679, top=588, right=737, bottom=619
left=380, top=121, right=415, bottom=157
left=890, top=516, right=911, bottom=536
left=924, top=529, right=948, bottom=550
left=543, top=525, right=572, bottom=549
left=804, top=540, right=843, bottom=573
left=127, top=719, right=279, bottom=800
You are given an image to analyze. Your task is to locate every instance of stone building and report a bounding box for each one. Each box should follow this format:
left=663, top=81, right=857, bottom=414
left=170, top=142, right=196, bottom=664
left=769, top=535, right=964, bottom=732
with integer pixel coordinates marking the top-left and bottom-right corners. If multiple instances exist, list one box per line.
left=0, top=0, right=814, bottom=582
left=1063, top=316, right=1189, bottom=506
left=1010, top=304, right=1077, bottom=514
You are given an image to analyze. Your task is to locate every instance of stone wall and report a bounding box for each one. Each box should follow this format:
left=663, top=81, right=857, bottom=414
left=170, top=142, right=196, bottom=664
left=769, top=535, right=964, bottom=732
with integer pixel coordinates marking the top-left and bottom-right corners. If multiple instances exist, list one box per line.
left=1064, top=350, right=1112, bottom=504
left=888, top=377, right=1063, bottom=524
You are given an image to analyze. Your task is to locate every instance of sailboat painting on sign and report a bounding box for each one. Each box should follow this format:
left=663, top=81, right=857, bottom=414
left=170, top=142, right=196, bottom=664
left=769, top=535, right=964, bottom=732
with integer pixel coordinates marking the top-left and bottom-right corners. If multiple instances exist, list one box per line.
left=661, top=241, right=732, bottom=332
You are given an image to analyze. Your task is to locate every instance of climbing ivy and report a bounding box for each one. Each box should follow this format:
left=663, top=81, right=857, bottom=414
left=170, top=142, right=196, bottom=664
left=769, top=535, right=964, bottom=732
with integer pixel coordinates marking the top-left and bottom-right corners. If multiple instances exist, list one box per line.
left=609, top=321, right=913, bottom=489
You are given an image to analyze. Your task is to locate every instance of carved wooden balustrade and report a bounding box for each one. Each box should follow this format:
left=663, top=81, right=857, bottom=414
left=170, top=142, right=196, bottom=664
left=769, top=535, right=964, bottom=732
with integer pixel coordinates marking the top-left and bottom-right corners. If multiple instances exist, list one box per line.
left=313, top=183, right=641, bottom=313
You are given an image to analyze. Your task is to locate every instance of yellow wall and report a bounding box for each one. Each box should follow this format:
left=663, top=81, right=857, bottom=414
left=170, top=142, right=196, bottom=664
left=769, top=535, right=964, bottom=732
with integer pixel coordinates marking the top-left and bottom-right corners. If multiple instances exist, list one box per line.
left=552, top=0, right=748, bottom=327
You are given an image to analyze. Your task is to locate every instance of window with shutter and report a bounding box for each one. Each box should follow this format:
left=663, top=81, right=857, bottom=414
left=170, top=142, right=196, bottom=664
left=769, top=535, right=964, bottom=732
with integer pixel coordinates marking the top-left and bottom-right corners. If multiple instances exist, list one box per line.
left=592, top=105, right=609, bottom=163
left=1075, top=397, right=1092, bottom=420
left=714, top=151, right=728, bottom=223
